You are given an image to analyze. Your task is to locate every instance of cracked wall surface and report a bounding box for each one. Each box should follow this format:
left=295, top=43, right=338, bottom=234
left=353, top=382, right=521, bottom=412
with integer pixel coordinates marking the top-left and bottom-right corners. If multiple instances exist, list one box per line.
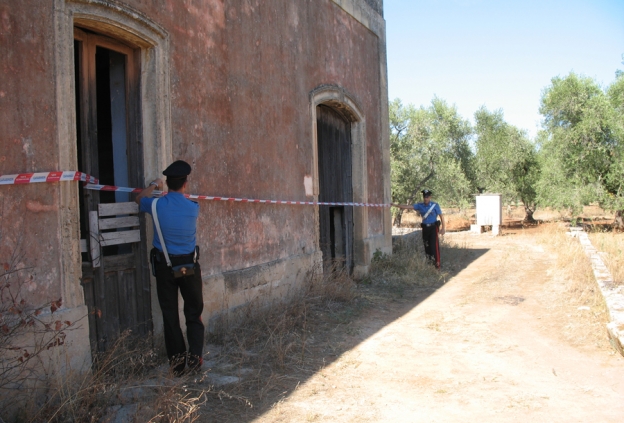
left=1, top=0, right=391, bottom=367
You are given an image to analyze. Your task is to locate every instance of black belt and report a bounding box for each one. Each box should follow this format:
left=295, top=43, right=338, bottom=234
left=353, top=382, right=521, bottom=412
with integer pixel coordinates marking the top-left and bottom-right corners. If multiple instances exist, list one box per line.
left=422, top=222, right=436, bottom=227
left=154, top=250, right=195, bottom=259
left=169, top=252, right=195, bottom=258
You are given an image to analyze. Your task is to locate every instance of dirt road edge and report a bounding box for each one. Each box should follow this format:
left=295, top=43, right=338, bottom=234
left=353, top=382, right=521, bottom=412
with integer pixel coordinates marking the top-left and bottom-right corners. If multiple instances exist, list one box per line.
left=569, top=227, right=624, bottom=357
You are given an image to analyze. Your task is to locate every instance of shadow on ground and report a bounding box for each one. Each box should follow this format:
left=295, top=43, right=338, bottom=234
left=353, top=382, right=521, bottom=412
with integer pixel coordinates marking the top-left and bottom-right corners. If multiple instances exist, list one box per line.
left=194, top=230, right=489, bottom=422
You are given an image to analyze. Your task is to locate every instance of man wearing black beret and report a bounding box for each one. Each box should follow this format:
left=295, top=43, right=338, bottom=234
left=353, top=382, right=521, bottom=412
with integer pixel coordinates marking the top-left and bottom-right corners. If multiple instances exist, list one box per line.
left=135, top=160, right=204, bottom=375
left=392, top=189, right=446, bottom=269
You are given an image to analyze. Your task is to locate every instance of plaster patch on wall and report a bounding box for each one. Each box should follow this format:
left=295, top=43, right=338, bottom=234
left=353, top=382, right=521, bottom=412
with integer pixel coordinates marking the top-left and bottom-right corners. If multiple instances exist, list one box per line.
left=260, top=215, right=279, bottom=239
left=288, top=2, right=299, bottom=28
left=1, top=9, right=10, bottom=32
left=24, top=276, right=37, bottom=292
left=26, top=200, right=57, bottom=213
left=171, top=0, right=224, bottom=49
left=304, top=175, right=313, bottom=196
left=240, top=1, right=256, bottom=16
left=22, top=137, right=34, bottom=159
left=42, top=267, right=58, bottom=290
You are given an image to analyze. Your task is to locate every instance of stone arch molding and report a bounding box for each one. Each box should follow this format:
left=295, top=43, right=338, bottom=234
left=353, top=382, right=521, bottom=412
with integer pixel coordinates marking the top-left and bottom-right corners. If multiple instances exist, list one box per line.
left=54, top=0, right=172, bottom=307
left=309, top=85, right=369, bottom=275
left=311, top=86, right=364, bottom=124
left=57, top=0, right=173, bottom=174
left=309, top=85, right=367, bottom=197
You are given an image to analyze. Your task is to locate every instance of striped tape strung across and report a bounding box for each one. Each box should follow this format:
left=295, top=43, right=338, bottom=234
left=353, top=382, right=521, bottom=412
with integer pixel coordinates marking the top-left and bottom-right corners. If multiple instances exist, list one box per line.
left=83, top=184, right=390, bottom=208
left=0, top=170, right=389, bottom=208
left=0, top=171, right=98, bottom=185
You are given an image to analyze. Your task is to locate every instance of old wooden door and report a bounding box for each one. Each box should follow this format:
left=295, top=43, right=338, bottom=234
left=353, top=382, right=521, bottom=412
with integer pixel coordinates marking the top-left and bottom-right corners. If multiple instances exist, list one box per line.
left=316, top=105, right=354, bottom=273
left=74, top=28, right=152, bottom=353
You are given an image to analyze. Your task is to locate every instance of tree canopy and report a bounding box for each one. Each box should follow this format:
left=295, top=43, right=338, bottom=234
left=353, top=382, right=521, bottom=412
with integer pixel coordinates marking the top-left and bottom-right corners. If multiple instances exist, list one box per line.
left=537, top=72, right=624, bottom=224
left=474, top=107, right=540, bottom=221
left=390, top=63, right=624, bottom=228
left=390, top=97, right=475, bottom=224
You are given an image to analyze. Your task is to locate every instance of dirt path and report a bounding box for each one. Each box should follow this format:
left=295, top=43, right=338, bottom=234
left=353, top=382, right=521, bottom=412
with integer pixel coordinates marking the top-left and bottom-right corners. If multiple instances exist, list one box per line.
left=251, top=231, right=624, bottom=422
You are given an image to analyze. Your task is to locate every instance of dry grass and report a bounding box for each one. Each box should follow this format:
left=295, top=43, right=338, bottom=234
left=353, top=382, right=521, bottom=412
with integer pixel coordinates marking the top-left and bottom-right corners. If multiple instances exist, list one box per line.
left=364, top=233, right=463, bottom=293
left=533, top=224, right=611, bottom=350
left=180, top=241, right=468, bottom=422
left=17, top=331, right=211, bottom=423
left=15, top=240, right=473, bottom=422
left=366, top=236, right=439, bottom=288
left=187, top=266, right=360, bottom=421
left=588, top=231, right=624, bottom=288
left=6, top=266, right=359, bottom=423
left=399, top=204, right=616, bottom=233
left=6, top=206, right=620, bottom=421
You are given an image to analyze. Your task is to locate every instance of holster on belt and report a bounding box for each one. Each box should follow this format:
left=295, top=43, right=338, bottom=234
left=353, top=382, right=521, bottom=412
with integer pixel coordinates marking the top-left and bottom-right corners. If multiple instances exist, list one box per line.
left=171, top=263, right=195, bottom=278
left=151, top=246, right=199, bottom=278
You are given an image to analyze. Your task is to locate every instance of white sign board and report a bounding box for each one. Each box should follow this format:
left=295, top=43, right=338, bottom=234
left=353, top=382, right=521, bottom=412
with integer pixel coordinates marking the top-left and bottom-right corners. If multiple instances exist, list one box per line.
left=476, top=194, right=502, bottom=226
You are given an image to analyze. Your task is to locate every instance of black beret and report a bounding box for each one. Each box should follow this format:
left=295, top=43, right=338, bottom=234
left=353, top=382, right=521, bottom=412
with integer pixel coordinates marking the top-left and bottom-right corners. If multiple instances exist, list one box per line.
left=163, top=160, right=192, bottom=177
left=421, top=189, right=432, bottom=197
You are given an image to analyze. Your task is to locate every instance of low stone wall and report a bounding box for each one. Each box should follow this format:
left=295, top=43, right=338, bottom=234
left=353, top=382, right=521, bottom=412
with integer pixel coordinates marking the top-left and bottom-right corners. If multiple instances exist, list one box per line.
left=569, top=228, right=624, bottom=356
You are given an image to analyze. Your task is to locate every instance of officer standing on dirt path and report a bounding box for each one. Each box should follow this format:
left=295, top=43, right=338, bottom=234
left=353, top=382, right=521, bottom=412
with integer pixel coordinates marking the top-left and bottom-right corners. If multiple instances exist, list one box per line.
left=392, top=189, right=446, bottom=269
left=135, top=160, right=204, bottom=375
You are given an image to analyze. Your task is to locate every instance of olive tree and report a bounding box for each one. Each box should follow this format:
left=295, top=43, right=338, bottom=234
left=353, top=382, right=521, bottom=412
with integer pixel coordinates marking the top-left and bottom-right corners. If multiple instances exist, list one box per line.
left=390, top=98, right=475, bottom=225
left=607, top=72, right=624, bottom=227
left=537, top=72, right=624, bottom=227
left=474, top=107, right=540, bottom=222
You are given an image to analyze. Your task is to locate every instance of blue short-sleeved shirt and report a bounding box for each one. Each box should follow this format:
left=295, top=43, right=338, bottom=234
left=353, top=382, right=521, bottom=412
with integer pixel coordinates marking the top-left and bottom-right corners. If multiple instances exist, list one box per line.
left=140, top=192, right=199, bottom=255
left=413, top=201, right=442, bottom=225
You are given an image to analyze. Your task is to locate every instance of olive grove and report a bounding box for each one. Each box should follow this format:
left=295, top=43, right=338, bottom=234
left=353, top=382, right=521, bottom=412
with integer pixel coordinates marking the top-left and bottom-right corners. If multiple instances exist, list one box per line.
left=537, top=71, right=624, bottom=227
left=390, top=61, right=623, bottom=229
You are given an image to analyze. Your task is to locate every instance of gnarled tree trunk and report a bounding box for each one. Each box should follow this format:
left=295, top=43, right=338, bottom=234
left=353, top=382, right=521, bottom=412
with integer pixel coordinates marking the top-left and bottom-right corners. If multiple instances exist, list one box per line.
left=523, top=205, right=537, bottom=224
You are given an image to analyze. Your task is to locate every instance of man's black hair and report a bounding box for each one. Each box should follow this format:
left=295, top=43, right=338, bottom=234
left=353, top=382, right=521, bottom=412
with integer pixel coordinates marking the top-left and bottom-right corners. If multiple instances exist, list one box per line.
left=166, top=176, right=187, bottom=192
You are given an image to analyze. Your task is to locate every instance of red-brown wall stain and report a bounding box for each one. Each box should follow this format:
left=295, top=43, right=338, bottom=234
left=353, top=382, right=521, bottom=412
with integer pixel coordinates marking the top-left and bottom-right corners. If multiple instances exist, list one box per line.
left=2, top=0, right=386, bottom=287
left=1, top=0, right=63, bottom=305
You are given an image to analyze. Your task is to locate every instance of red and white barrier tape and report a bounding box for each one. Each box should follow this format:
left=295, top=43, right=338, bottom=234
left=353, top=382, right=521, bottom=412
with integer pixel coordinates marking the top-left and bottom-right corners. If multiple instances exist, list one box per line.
left=0, top=171, right=98, bottom=185
left=0, top=170, right=389, bottom=208
left=83, top=184, right=390, bottom=208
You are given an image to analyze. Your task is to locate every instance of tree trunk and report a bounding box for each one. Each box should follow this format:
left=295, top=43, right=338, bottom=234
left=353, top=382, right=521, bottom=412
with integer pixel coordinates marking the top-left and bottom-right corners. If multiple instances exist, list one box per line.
left=393, top=209, right=405, bottom=227
left=614, top=210, right=624, bottom=230
left=523, top=205, right=537, bottom=224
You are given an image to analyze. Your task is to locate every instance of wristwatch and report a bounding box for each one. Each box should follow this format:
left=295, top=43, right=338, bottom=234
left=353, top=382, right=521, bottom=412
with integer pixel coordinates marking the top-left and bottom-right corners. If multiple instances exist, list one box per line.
left=149, top=181, right=158, bottom=187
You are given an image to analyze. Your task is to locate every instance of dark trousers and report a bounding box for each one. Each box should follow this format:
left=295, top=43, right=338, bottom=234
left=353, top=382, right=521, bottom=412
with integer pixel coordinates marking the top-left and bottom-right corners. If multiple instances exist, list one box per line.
left=421, top=223, right=441, bottom=268
left=152, top=248, right=204, bottom=373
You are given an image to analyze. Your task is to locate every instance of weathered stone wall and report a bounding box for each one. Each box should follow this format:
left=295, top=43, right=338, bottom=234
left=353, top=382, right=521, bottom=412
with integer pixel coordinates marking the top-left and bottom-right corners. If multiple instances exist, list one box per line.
left=364, top=0, right=384, bottom=16
left=142, top=0, right=386, bottom=275
left=0, top=0, right=68, bottom=307
left=1, top=0, right=390, bottom=362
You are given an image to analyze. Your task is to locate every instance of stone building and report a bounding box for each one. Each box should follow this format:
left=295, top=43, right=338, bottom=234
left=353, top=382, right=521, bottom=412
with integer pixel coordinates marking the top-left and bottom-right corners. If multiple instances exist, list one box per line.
left=0, top=0, right=391, bottom=370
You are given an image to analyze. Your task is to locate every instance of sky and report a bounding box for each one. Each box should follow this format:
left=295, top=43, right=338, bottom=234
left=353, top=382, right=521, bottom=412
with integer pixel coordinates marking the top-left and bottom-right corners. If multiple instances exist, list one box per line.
left=384, top=0, right=624, bottom=138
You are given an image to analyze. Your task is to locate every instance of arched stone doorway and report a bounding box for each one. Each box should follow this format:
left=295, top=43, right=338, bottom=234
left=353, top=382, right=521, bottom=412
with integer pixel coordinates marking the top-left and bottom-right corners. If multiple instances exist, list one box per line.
left=55, top=0, right=171, bottom=352
left=310, top=86, right=369, bottom=276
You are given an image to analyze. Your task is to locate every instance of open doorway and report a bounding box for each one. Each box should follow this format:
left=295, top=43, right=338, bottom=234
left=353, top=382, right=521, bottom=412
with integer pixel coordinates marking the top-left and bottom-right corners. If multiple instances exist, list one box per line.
left=74, top=27, right=152, bottom=352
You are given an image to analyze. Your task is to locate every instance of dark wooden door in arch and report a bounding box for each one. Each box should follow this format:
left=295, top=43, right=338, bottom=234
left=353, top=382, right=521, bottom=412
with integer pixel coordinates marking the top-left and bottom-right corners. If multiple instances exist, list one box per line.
left=316, top=105, right=354, bottom=274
